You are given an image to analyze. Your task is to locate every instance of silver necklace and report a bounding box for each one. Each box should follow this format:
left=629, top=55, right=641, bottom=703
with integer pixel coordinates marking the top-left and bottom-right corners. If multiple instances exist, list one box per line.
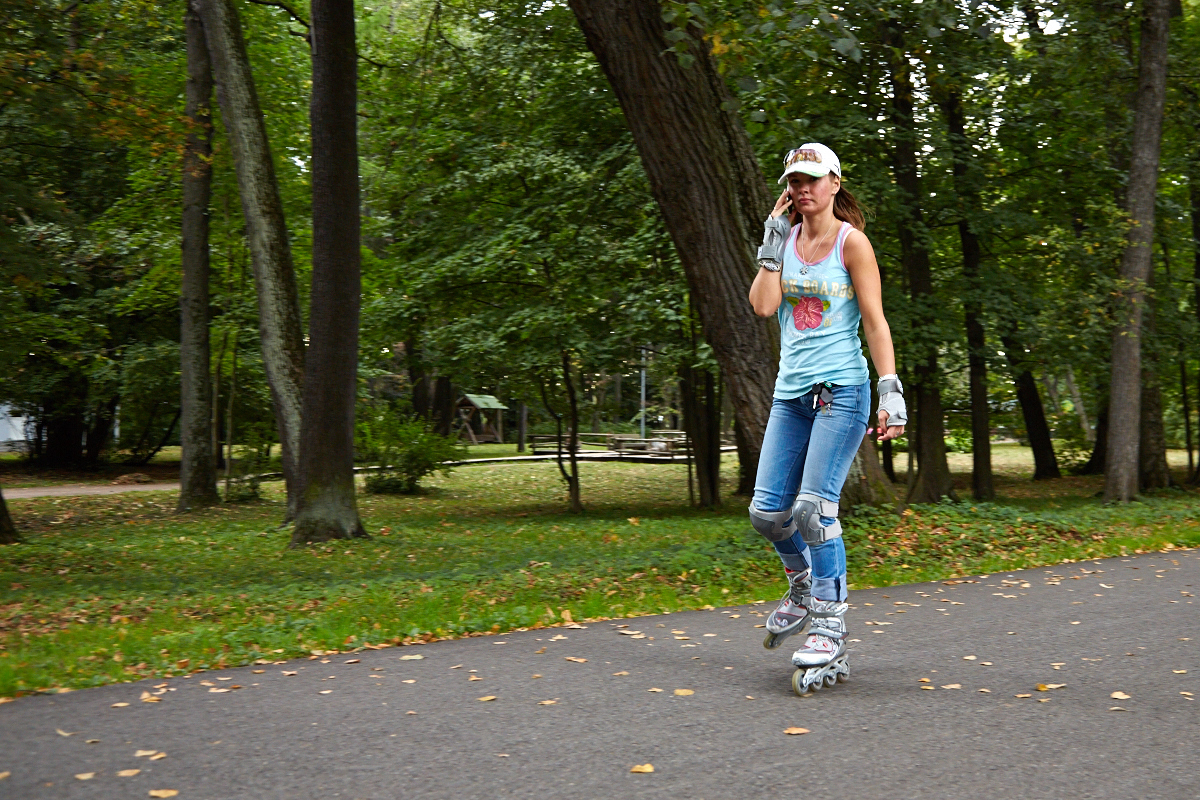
left=798, top=219, right=836, bottom=274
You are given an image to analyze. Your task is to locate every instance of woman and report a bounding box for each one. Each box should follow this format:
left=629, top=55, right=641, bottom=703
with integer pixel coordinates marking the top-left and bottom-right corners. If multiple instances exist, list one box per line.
left=746, top=142, right=906, bottom=692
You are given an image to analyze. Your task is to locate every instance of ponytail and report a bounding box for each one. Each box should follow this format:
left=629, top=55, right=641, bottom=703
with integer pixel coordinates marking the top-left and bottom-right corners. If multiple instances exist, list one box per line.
left=833, top=185, right=868, bottom=231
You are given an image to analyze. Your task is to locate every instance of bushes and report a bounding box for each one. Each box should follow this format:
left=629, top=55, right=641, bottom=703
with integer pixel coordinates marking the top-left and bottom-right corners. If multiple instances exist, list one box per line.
left=357, top=412, right=464, bottom=494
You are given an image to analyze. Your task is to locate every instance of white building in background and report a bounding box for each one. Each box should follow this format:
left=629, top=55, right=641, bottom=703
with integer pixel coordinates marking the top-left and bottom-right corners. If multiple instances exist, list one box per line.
left=0, top=405, right=28, bottom=452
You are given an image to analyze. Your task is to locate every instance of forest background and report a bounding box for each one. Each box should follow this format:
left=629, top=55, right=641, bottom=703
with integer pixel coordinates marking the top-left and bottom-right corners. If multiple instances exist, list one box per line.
left=2, top=0, right=1200, bottom=515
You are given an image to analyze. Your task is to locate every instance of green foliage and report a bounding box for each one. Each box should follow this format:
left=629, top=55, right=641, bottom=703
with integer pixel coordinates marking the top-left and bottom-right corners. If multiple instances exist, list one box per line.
left=358, top=411, right=463, bottom=494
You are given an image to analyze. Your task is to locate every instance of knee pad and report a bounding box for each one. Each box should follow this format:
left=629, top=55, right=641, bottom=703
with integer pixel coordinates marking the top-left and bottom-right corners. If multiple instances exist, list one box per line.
left=792, top=493, right=842, bottom=545
left=748, top=504, right=797, bottom=543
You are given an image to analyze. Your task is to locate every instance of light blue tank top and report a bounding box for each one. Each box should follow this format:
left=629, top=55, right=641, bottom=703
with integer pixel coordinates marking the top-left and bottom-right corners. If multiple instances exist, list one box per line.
left=774, top=220, right=869, bottom=398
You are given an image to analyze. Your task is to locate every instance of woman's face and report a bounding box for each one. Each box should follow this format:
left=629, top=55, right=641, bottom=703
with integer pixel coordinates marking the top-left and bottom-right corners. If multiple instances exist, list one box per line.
left=787, top=173, right=839, bottom=216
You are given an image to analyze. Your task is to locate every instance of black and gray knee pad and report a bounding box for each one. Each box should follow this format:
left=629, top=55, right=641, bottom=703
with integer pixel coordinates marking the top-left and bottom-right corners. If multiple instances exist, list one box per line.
left=792, top=493, right=842, bottom=545
left=748, top=505, right=798, bottom=543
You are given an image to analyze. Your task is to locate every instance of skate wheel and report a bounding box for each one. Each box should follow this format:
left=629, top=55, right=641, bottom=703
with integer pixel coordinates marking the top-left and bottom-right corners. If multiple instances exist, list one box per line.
left=824, top=672, right=838, bottom=687
left=790, top=669, right=807, bottom=696
left=764, top=632, right=782, bottom=650
left=836, top=671, right=848, bottom=683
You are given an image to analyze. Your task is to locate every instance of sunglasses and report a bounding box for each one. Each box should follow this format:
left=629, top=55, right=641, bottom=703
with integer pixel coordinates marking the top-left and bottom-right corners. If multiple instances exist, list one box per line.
left=784, top=148, right=822, bottom=167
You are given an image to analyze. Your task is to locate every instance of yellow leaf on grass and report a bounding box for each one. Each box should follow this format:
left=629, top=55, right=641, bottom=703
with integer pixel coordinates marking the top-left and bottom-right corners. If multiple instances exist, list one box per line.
left=674, top=689, right=694, bottom=696
left=117, top=769, right=141, bottom=777
left=561, top=610, right=573, bottom=623
left=783, top=727, right=810, bottom=735
left=75, top=772, right=95, bottom=780
left=149, top=791, right=180, bottom=798
left=1111, top=691, right=1131, bottom=700
left=630, top=763, right=654, bottom=773
left=478, top=696, right=497, bottom=702
left=565, top=657, right=587, bottom=663
left=135, top=750, right=158, bottom=758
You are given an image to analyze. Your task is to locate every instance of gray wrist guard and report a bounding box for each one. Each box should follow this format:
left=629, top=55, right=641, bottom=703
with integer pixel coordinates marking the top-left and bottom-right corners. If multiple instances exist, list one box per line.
left=757, top=216, right=791, bottom=271
left=876, top=375, right=907, bottom=427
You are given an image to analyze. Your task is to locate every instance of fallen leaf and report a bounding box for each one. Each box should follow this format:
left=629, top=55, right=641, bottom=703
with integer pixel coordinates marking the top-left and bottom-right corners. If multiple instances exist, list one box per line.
left=1038, top=684, right=1066, bottom=691
left=745, top=695, right=755, bottom=700
left=1015, top=694, right=1032, bottom=698
left=1182, top=691, right=1195, bottom=697
left=978, top=689, right=991, bottom=693
left=920, top=686, right=934, bottom=690
left=1109, top=706, right=1127, bottom=712
left=141, top=691, right=162, bottom=703
left=469, top=675, right=482, bottom=681
left=648, top=688, right=663, bottom=693
left=1070, top=621, right=1081, bottom=625
left=564, top=657, right=587, bottom=663
left=56, top=728, right=76, bottom=737
left=282, top=671, right=297, bottom=676
left=941, top=684, right=961, bottom=689
left=1173, top=670, right=1187, bottom=674
left=531, top=674, right=542, bottom=679
left=612, top=671, right=630, bottom=676
left=630, top=763, right=654, bottom=773
left=673, top=689, right=694, bottom=696
left=75, top=772, right=96, bottom=780
left=149, top=791, right=180, bottom=798
left=783, top=727, right=810, bottom=735
left=754, top=624, right=766, bottom=628
left=450, top=664, right=462, bottom=669
left=200, top=681, right=215, bottom=687
left=1111, top=691, right=1131, bottom=700
left=617, top=630, right=642, bottom=636
left=674, top=636, right=690, bottom=640
left=149, top=753, right=166, bottom=761
left=478, top=696, right=497, bottom=702
left=918, top=678, right=931, bottom=683
left=318, top=690, right=333, bottom=695
left=0, top=771, right=9, bottom=780
left=550, top=635, right=568, bottom=641
left=534, top=647, right=547, bottom=654
left=135, top=750, right=158, bottom=757
left=252, top=670, right=265, bottom=674
left=217, top=677, right=232, bottom=681
left=402, top=679, right=416, bottom=684
left=963, top=656, right=977, bottom=661
left=561, top=610, right=573, bottom=622
left=208, top=688, right=229, bottom=693
left=399, top=654, right=424, bottom=661
left=86, top=739, right=99, bottom=744
left=117, top=769, right=141, bottom=777
left=537, top=699, right=557, bottom=705
left=345, top=659, right=361, bottom=664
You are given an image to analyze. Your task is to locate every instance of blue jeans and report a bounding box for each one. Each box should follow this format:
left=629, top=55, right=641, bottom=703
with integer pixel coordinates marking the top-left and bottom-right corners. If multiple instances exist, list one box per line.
left=752, top=383, right=870, bottom=602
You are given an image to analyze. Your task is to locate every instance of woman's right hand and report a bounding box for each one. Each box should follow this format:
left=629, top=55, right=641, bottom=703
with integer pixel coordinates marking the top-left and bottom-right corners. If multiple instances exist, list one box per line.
left=769, top=188, right=792, bottom=219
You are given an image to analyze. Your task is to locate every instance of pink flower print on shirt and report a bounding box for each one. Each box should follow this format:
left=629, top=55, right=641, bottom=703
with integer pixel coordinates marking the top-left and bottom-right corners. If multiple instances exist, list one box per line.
left=787, top=295, right=824, bottom=331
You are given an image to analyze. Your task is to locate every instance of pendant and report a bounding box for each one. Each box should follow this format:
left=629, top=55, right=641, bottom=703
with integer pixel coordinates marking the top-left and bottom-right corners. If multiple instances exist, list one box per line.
left=799, top=265, right=810, bottom=275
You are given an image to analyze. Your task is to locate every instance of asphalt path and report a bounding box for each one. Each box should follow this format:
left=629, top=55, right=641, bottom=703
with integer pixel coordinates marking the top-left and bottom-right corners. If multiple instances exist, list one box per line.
left=3, top=483, right=180, bottom=500
left=3, top=550, right=1198, bottom=799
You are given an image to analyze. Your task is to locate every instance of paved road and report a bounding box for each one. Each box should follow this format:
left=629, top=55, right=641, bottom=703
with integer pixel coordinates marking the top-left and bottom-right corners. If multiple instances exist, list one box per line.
left=3, top=551, right=1197, bottom=799
left=3, top=483, right=180, bottom=500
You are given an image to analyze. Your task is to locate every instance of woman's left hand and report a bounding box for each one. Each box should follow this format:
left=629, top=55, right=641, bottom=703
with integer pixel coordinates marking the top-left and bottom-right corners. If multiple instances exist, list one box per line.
left=877, top=409, right=905, bottom=442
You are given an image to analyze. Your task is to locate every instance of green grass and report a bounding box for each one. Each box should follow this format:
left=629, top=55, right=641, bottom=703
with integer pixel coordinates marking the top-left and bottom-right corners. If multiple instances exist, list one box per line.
left=1, top=454, right=1199, bottom=697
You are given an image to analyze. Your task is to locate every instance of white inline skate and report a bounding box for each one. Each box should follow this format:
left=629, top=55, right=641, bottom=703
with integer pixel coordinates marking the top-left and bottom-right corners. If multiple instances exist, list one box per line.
left=763, top=567, right=812, bottom=650
left=790, top=599, right=849, bottom=694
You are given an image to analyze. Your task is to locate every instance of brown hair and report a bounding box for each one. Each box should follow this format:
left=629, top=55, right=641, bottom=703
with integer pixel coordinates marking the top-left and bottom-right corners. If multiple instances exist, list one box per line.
left=789, top=176, right=869, bottom=231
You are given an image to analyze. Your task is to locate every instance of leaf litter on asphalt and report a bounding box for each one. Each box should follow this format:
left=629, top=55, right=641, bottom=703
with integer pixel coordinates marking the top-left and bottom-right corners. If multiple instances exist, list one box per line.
left=783, top=727, right=810, bottom=735
left=630, top=763, right=654, bottom=773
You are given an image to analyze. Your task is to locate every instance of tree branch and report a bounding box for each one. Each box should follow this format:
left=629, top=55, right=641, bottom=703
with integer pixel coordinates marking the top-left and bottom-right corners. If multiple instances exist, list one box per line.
left=246, top=0, right=309, bottom=28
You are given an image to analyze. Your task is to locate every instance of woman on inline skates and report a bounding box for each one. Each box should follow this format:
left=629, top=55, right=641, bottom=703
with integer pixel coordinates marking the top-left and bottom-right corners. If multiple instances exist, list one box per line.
left=746, top=143, right=906, bottom=694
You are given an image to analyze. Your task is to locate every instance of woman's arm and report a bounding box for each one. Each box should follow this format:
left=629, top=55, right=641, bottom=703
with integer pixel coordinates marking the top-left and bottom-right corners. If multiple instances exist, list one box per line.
left=844, top=229, right=905, bottom=441
left=748, top=190, right=792, bottom=317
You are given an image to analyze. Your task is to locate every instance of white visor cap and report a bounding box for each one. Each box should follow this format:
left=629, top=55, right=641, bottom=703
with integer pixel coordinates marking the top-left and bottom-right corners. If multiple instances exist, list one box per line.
left=777, top=143, right=842, bottom=184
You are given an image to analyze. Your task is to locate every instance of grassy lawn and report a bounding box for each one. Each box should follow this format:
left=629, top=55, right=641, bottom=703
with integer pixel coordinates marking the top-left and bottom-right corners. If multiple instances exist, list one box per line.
left=2, top=451, right=1199, bottom=697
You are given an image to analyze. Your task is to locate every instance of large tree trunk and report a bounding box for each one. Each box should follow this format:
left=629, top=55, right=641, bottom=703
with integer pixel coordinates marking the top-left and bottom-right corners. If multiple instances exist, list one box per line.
left=568, top=0, right=777, bottom=495
left=939, top=84, right=994, bottom=500
left=1001, top=336, right=1060, bottom=480
left=0, top=486, right=18, bottom=545
left=178, top=1, right=220, bottom=512
left=1137, top=265, right=1172, bottom=489
left=840, top=435, right=901, bottom=513
left=680, top=364, right=721, bottom=508
left=884, top=23, right=954, bottom=503
left=198, top=0, right=305, bottom=516
left=1191, top=162, right=1200, bottom=485
left=290, top=0, right=366, bottom=545
left=1105, top=0, right=1170, bottom=502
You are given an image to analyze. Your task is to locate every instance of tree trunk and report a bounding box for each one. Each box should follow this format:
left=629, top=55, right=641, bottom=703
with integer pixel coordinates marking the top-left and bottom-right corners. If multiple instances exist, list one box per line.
left=431, top=376, right=454, bottom=436
left=1105, top=0, right=1170, bottom=502
left=840, top=435, right=901, bottom=512
left=84, top=396, right=118, bottom=467
left=1137, top=264, right=1172, bottom=490
left=680, top=365, right=721, bottom=508
left=0, top=487, right=18, bottom=545
left=1001, top=336, right=1060, bottom=480
left=562, top=352, right=583, bottom=513
left=179, top=1, right=220, bottom=511
left=198, top=0, right=305, bottom=516
left=1180, top=361, right=1193, bottom=480
left=939, top=84, right=994, bottom=501
left=516, top=401, right=527, bottom=453
left=1080, top=404, right=1108, bottom=475
left=1064, top=365, right=1093, bottom=441
left=290, top=0, right=366, bottom=545
left=884, top=23, right=954, bottom=503
left=568, top=0, right=777, bottom=493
